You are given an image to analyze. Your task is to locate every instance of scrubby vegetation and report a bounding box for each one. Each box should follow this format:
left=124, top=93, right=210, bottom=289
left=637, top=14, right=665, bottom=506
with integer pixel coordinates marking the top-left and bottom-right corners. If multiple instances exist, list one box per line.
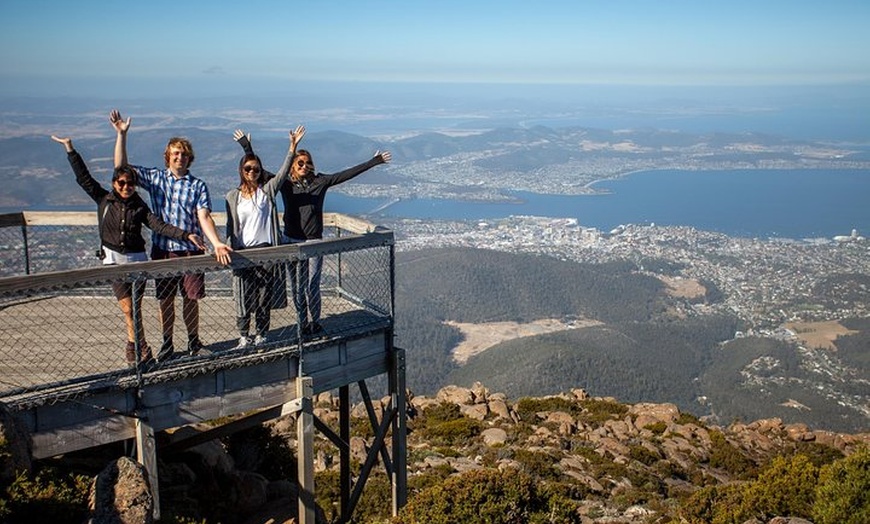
left=0, top=468, right=90, bottom=524
left=2, top=386, right=868, bottom=523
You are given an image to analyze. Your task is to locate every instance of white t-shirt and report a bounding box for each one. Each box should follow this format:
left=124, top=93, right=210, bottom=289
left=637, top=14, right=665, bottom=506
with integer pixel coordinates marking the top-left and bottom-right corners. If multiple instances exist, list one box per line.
left=237, top=188, right=273, bottom=247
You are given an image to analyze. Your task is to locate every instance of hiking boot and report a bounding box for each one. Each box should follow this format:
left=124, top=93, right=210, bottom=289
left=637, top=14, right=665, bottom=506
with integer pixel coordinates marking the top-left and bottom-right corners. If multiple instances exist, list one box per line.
left=140, top=343, right=153, bottom=365
left=125, top=341, right=136, bottom=365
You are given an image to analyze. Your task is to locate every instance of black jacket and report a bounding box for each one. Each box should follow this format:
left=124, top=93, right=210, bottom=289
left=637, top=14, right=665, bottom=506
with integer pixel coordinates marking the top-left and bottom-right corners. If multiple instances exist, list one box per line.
left=237, top=136, right=384, bottom=240
left=68, top=150, right=189, bottom=254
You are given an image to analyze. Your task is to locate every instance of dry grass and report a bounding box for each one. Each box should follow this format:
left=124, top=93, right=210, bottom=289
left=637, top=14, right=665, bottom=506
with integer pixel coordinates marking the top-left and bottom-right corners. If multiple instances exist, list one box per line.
left=784, top=320, right=859, bottom=351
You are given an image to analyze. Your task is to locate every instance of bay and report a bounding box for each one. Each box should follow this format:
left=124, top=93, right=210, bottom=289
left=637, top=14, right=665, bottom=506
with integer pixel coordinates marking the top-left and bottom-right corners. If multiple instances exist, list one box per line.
left=328, top=169, right=870, bottom=240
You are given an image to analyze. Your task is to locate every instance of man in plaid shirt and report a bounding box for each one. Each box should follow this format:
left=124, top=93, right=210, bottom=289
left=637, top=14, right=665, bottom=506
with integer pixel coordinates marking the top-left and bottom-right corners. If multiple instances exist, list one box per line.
left=111, top=109, right=232, bottom=361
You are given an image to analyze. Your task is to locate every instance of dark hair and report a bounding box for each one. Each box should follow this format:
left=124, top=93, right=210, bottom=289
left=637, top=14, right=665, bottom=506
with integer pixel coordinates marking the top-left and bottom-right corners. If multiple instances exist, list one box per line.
left=238, top=153, right=265, bottom=186
left=112, top=165, right=138, bottom=183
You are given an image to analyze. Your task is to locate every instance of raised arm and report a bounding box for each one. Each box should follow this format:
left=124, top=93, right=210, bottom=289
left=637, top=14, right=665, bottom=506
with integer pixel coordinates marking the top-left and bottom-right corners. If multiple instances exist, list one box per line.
left=110, top=109, right=131, bottom=168
left=322, top=149, right=392, bottom=187
left=264, top=125, right=306, bottom=193
left=51, top=135, right=107, bottom=202
left=233, top=129, right=254, bottom=156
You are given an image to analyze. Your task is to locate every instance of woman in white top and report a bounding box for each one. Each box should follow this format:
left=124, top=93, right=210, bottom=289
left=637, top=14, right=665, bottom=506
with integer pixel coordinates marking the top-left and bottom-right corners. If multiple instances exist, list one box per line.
left=225, top=126, right=304, bottom=348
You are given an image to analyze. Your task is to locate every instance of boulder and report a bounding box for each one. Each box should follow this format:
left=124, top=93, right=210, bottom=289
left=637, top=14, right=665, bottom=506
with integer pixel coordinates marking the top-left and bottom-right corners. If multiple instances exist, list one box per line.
left=87, top=456, right=153, bottom=524
left=481, top=428, right=508, bottom=447
left=436, top=385, right=475, bottom=406
left=488, top=398, right=512, bottom=420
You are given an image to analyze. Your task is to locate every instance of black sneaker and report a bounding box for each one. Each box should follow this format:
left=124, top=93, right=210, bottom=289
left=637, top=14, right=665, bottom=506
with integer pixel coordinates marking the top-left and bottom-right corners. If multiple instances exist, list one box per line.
left=187, top=336, right=204, bottom=355
left=304, top=322, right=325, bottom=339
left=156, top=340, right=175, bottom=362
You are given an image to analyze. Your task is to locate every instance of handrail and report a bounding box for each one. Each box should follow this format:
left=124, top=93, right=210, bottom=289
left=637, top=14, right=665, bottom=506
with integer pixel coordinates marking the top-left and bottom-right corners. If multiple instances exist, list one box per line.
left=0, top=212, right=396, bottom=407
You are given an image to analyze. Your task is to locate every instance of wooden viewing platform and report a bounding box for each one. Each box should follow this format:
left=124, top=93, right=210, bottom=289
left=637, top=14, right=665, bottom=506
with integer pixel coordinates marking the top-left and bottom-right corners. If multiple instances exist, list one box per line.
left=0, top=212, right=407, bottom=523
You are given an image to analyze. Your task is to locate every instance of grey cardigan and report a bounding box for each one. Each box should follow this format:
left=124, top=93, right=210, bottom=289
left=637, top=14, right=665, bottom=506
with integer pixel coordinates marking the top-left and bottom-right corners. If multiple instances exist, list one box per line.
left=225, top=145, right=295, bottom=249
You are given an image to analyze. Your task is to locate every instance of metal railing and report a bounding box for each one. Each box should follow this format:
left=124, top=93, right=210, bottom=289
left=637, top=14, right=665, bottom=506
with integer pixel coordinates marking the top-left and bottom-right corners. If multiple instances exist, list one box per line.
left=0, top=212, right=395, bottom=409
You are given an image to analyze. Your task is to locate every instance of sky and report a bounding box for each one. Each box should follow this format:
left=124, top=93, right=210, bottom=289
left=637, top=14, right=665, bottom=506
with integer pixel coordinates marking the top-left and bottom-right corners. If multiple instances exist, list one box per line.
left=1, top=0, right=869, bottom=98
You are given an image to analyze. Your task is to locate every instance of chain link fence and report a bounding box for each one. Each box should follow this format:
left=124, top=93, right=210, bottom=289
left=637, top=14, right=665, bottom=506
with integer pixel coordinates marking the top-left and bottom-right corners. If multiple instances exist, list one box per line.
left=0, top=212, right=394, bottom=409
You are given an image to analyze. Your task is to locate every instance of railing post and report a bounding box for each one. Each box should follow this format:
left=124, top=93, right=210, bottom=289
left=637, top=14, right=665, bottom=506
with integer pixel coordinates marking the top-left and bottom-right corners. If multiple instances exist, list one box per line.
left=22, top=221, right=30, bottom=275
left=336, top=226, right=343, bottom=297
left=297, top=376, right=315, bottom=524
left=132, top=274, right=147, bottom=380
left=339, top=385, right=351, bottom=522
left=390, top=347, right=407, bottom=515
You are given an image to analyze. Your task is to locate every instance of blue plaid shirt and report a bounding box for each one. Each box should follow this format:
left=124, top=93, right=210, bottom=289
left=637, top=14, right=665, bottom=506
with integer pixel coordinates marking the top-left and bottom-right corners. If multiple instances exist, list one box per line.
left=131, top=165, right=211, bottom=251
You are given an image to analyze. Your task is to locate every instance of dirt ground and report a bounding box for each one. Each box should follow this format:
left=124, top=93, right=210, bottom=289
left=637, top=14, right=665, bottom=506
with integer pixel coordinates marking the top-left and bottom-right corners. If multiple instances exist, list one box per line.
left=656, top=275, right=706, bottom=299
left=783, top=320, right=859, bottom=351
left=447, top=318, right=603, bottom=364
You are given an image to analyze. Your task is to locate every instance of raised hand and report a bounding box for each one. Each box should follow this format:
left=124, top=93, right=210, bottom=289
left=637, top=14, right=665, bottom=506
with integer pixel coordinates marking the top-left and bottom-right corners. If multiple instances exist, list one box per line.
left=233, top=129, right=250, bottom=143
left=375, top=150, right=392, bottom=163
left=109, top=109, right=131, bottom=134
left=50, top=135, right=74, bottom=153
left=290, top=125, right=306, bottom=149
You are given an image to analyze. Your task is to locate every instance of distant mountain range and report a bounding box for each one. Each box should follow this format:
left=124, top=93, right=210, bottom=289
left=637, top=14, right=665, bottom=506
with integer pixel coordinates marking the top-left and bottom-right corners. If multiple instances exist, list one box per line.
left=2, top=123, right=865, bottom=212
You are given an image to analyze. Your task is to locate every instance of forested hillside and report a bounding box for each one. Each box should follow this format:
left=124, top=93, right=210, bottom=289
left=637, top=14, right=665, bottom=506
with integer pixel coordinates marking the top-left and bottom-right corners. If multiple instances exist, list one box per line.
left=393, top=246, right=868, bottom=433
left=393, top=247, right=670, bottom=395
left=447, top=314, right=737, bottom=411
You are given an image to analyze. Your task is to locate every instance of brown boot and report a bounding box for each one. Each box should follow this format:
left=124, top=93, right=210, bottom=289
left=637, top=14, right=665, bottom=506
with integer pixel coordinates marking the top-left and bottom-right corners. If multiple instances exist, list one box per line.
left=125, top=341, right=136, bottom=365
left=140, top=343, right=153, bottom=365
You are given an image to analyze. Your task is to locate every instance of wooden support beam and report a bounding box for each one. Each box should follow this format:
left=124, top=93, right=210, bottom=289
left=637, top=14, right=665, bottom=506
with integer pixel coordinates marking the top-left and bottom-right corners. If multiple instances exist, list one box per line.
left=390, top=348, right=408, bottom=515
left=357, top=380, right=393, bottom=474
left=347, top=400, right=396, bottom=520
left=297, top=377, right=315, bottom=524
left=135, top=418, right=160, bottom=521
left=340, top=385, right=351, bottom=523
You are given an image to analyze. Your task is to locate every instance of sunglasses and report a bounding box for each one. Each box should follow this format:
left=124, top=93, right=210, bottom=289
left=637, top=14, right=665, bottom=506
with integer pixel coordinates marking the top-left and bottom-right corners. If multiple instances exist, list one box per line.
left=115, top=179, right=135, bottom=188
left=243, top=165, right=261, bottom=173
left=296, top=159, right=313, bottom=167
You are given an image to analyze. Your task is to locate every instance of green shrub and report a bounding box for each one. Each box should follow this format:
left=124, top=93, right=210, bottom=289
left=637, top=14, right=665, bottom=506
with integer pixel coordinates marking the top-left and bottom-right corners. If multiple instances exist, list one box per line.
left=419, top=402, right=482, bottom=446
left=708, top=430, right=756, bottom=478
left=742, top=453, right=818, bottom=520
left=424, top=418, right=482, bottom=447
left=789, top=441, right=844, bottom=468
left=629, top=444, right=661, bottom=466
left=681, top=453, right=821, bottom=523
left=577, top=399, right=629, bottom=426
left=422, top=402, right=463, bottom=424
left=394, top=469, right=547, bottom=524
left=812, top=446, right=870, bottom=524
left=515, top=397, right=580, bottom=421
left=680, top=483, right=750, bottom=524
left=511, top=448, right=561, bottom=481
left=675, top=412, right=703, bottom=426
left=1, top=468, right=90, bottom=524
left=643, top=421, right=668, bottom=435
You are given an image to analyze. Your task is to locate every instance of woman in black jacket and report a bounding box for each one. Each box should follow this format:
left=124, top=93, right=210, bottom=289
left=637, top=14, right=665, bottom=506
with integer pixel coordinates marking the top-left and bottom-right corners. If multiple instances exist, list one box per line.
left=51, top=135, right=204, bottom=366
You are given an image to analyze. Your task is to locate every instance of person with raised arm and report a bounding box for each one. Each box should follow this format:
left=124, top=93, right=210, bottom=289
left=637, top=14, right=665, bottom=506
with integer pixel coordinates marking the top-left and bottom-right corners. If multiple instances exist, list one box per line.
left=51, top=135, right=205, bottom=366
left=226, top=126, right=304, bottom=349
left=111, top=109, right=232, bottom=362
left=234, top=130, right=391, bottom=336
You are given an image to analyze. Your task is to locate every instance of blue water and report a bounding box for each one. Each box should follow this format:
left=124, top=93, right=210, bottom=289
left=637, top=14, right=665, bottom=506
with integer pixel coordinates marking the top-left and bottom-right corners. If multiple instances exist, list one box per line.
left=327, top=169, right=870, bottom=239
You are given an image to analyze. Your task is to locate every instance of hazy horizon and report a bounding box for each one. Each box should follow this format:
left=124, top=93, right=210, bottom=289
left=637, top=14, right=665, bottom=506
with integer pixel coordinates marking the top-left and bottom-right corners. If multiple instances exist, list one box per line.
left=3, top=1, right=869, bottom=95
